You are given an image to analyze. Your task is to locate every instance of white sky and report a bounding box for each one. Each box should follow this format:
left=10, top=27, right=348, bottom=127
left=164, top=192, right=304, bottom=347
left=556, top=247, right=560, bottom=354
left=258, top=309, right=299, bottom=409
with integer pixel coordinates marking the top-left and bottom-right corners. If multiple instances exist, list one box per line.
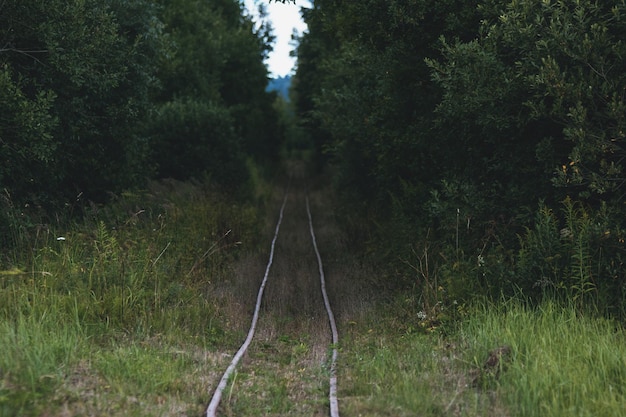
left=244, top=0, right=309, bottom=77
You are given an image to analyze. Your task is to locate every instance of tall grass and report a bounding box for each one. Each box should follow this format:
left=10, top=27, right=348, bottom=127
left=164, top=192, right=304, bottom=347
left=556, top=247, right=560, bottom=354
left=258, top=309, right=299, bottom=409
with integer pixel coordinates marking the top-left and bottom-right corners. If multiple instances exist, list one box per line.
left=340, top=298, right=626, bottom=417
left=339, top=302, right=501, bottom=417
left=0, top=305, right=84, bottom=414
left=0, top=179, right=263, bottom=416
left=462, top=299, right=626, bottom=417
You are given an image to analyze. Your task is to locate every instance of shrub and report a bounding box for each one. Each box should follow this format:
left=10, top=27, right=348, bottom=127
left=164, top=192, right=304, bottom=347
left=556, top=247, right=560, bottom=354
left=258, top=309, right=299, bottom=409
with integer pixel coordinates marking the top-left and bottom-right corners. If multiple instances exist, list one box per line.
left=151, top=98, right=249, bottom=187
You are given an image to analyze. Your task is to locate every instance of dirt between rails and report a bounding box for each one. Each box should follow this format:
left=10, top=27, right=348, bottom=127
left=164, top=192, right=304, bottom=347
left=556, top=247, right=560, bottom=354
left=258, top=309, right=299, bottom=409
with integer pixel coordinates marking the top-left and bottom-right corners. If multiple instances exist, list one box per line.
left=212, top=165, right=372, bottom=416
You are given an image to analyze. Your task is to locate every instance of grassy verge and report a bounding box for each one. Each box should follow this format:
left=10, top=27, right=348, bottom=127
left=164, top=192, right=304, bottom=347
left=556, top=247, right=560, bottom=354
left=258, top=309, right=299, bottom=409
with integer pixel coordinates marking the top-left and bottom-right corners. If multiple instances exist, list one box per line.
left=3, top=170, right=625, bottom=416
left=463, top=300, right=626, bottom=417
left=0, top=179, right=268, bottom=416
left=340, top=298, right=626, bottom=417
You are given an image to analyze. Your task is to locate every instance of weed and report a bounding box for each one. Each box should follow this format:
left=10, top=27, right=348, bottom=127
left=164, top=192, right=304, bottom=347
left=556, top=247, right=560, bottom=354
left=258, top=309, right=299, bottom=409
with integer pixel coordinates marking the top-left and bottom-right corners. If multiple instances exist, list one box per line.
left=339, top=297, right=626, bottom=417
left=516, top=198, right=626, bottom=315
left=0, top=178, right=261, bottom=416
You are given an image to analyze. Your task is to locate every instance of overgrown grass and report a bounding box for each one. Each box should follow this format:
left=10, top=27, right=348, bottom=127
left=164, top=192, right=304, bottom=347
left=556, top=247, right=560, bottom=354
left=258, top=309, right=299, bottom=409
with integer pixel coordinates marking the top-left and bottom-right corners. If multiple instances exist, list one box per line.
left=0, top=178, right=266, bottom=416
left=340, top=305, right=498, bottom=417
left=340, top=298, right=626, bottom=417
left=0, top=307, right=85, bottom=414
left=463, top=299, right=626, bottom=417
left=4, top=169, right=625, bottom=417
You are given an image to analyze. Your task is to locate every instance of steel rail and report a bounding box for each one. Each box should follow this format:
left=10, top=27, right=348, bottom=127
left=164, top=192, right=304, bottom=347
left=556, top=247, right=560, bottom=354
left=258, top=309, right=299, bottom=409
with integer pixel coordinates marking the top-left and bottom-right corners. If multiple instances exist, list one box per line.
left=205, top=188, right=289, bottom=417
left=306, top=195, right=340, bottom=417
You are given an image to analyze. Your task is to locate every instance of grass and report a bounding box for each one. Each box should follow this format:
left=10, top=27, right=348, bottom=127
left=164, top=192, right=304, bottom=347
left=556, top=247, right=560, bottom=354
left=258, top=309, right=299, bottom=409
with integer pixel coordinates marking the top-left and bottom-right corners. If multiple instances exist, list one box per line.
left=463, top=299, right=626, bottom=417
left=339, top=297, right=626, bottom=417
left=216, top=325, right=329, bottom=417
left=0, top=307, right=84, bottom=413
left=340, top=307, right=491, bottom=417
left=2, top=171, right=626, bottom=416
left=0, top=178, right=266, bottom=416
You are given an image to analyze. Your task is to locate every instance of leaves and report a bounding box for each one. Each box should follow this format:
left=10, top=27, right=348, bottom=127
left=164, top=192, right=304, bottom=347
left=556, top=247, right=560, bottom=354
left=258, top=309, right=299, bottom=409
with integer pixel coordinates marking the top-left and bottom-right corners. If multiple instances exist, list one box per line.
left=295, top=0, right=626, bottom=314
left=0, top=0, right=282, bottom=263
left=0, top=0, right=280, bottom=210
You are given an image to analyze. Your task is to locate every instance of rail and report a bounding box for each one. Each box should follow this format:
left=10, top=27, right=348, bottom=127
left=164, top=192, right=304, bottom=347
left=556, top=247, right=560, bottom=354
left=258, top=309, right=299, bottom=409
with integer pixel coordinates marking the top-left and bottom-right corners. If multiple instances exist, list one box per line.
left=205, top=187, right=340, bottom=416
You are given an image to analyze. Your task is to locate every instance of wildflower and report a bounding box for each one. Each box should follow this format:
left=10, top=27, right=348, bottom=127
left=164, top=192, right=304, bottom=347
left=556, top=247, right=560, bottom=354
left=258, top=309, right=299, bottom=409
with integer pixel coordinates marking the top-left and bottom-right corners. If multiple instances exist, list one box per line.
left=477, top=254, right=485, bottom=267
left=417, top=311, right=427, bottom=321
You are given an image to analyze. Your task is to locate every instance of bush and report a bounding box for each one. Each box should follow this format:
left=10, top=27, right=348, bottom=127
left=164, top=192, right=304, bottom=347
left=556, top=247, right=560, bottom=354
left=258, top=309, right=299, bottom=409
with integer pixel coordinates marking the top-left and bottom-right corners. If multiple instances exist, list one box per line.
left=516, top=199, right=626, bottom=316
left=151, top=98, right=249, bottom=187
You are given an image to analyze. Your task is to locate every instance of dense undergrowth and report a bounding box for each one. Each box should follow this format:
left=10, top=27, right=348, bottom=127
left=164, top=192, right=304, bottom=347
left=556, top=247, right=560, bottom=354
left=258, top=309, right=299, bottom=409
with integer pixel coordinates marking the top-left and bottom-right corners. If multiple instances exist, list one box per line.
left=332, top=171, right=626, bottom=326
left=2, top=159, right=626, bottom=416
left=330, top=157, right=626, bottom=416
left=294, top=0, right=626, bottom=322
left=0, top=175, right=271, bottom=416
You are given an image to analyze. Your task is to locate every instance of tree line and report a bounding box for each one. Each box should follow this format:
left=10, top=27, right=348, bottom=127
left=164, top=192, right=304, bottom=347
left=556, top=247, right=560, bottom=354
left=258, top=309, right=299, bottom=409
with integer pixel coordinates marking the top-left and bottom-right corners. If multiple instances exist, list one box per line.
left=0, top=0, right=282, bottom=246
left=294, top=0, right=626, bottom=316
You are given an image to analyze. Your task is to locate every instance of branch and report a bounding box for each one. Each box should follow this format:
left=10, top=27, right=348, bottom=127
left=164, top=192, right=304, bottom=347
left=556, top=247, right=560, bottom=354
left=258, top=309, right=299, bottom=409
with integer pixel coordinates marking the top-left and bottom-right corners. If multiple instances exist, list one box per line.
left=0, top=48, right=49, bottom=65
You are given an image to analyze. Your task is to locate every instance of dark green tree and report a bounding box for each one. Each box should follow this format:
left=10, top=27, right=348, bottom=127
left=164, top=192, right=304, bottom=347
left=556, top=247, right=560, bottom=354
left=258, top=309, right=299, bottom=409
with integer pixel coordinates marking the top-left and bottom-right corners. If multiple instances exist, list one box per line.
left=433, top=0, right=626, bottom=208
left=152, top=0, right=282, bottom=183
left=295, top=0, right=479, bottom=208
left=0, top=0, right=164, bottom=205
left=295, top=0, right=626, bottom=312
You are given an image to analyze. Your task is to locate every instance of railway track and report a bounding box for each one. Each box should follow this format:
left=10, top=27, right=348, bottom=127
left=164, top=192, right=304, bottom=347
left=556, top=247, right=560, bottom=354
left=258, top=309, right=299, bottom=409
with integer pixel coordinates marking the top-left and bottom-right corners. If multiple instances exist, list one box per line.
left=205, top=184, right=340, bottom=417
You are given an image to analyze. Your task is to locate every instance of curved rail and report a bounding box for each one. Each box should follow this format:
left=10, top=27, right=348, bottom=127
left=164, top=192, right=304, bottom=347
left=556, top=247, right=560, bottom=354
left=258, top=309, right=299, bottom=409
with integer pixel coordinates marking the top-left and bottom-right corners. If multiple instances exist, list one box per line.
left=306, top=195, right=340, bottom=417
left=205, top=189, right=289, bottom=417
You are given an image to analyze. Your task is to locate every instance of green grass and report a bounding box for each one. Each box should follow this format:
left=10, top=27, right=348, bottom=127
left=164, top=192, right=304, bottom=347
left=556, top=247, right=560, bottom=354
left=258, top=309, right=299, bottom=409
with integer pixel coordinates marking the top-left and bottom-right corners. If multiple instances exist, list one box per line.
left=0, top=178, right=264, bottom=416
left=463, top=300, right=626, bottom=417
left=0, top=307, right=85, bottom=415
left=215, top=316, right=330, bottom=416
left=340, top=313, right=487, bottom=417
left=340, top=298, right=626, bottom=417
left=3, top=173, right=625, bottom=416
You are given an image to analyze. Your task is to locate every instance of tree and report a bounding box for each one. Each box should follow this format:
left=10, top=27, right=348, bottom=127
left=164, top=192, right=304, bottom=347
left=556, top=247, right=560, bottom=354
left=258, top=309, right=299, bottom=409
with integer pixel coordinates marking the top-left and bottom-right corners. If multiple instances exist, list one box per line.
left=295, top=0, right=479, bottom=201
left=0, top=0, right=164, bottom=205
left=295, top=0, right=626, bottom=310
left=152, top=0, right=282, bottom=183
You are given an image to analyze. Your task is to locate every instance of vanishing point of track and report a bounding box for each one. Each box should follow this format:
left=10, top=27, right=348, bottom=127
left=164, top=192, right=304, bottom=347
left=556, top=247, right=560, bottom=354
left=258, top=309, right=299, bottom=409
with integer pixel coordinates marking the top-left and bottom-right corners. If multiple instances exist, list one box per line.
left=205, top=183, right=340, bottom=417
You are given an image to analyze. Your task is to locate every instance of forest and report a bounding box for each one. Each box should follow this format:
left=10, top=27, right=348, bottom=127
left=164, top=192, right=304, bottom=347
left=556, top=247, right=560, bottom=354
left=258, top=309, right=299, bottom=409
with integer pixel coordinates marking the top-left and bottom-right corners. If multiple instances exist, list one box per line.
left=0, top=0, right=626, bottom=316
left=293, top=0, right=626, bottom=318
left=0, top=0, right=280, bottom=232
left=2, top=0, right=626, bottom=415
left=4, top=0, right=625, bottom=315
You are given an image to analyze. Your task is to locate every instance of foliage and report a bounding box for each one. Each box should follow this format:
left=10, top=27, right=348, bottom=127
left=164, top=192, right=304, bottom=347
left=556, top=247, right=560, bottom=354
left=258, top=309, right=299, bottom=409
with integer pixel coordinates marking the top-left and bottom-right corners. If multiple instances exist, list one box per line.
left=153, top=0, right=282, bottom=180
left=295, top=0, right=626, bottom=316
left=0, top=68, right=58, bottom=206
left=0, top=0, right=283, bottom=253
left=150, top=98, right=246, bottom=185
left=0, top=0, right=165, bottom=204
left=488, top=0, right=626, bottom=201
left=516, top=198, right=626, bottom=314
left=432, top=0, right=626, bottom=313
left=0, top=179, right=261, bottom=415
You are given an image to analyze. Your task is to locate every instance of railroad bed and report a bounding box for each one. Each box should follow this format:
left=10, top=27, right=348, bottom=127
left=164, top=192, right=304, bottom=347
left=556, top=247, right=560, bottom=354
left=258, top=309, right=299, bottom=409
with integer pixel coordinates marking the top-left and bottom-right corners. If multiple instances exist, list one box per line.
left=205, top=180, right=340, bottom=416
